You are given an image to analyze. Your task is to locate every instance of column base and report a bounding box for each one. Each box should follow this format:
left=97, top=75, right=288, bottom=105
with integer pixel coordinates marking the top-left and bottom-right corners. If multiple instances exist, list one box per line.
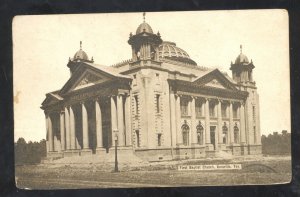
left=47, top=151, right=63, bottom=158
left=205, top=144, right=214, bottom=151
left=95, top=147, right=107, bottom=155
left=191, top=143, right=202, bottom=147
left=80, top=148, right=92, bottom=156
left=64, top=150, right=80, bottom=157
left=109, top=146, right=133, bottom=154
left=218, top=143, right=227, bottom=151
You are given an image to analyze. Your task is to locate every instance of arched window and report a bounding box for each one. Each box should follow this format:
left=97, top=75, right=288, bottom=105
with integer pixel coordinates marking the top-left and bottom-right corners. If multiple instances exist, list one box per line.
left=181, top=120, right=190, bottom=146
left=222, top=122, right=228, bottom=144
left=196, top=121, right=204, bottom=145
left=234, top=123, right=239, bottom=143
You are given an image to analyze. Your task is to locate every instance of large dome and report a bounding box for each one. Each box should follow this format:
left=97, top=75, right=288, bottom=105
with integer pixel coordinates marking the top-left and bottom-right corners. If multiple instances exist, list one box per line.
left=136, top=22, right=153, bottom=34
left=158, top=41, right=196, bottom=65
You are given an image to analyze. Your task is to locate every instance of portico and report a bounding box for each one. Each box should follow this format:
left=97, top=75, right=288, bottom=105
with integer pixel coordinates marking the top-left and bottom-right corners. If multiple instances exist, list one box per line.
left=42, top=62, right=132, bottom=157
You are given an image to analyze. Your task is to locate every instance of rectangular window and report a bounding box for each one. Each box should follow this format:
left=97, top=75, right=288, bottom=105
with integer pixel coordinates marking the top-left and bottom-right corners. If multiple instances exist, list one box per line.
left=209, top=103, right=215, bottom=117
left=253, top=106, right=256, bottom=122
left=221, top=103, right=227, bottom=118
left=180, top=99, right=189, bottom=116
left=135, top=130, right=140, bottom=147
left=156, top=94, right=160, bottom=113
left=233, top=105, right=238, bottom=119
left=195, top=100, right=202, bottom=117
left=156, top=73, right=160, bottom=84
left=157, top=133, right=162, bottom=146
left=253, top=126, right=256, bottom=144
left=133, top=74, right=137, bottom=86
left=134, top=95, right=139, bottom=115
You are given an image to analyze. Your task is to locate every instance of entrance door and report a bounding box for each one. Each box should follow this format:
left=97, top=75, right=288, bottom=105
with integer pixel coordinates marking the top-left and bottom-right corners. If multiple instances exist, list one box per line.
left=210, top=126, right=216, bottom=150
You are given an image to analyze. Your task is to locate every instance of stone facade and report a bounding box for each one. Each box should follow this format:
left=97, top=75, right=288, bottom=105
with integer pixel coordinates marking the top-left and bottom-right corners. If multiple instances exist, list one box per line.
left=41, top=16, right=261, bottom=161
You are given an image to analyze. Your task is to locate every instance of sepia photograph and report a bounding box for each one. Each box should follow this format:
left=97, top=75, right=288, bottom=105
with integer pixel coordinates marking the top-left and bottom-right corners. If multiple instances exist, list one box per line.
left=13, top=10, right=291, bottom=189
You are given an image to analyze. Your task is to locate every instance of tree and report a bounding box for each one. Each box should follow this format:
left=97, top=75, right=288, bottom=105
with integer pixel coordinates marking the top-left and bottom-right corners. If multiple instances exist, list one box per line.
left=261, top=131, right=291, bottom=155
left=15, top=137, right=47, bottom=165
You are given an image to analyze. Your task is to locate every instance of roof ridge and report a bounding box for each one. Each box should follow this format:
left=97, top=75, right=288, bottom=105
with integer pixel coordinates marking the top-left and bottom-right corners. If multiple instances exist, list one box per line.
left=111, top=59, right=132, bottom=68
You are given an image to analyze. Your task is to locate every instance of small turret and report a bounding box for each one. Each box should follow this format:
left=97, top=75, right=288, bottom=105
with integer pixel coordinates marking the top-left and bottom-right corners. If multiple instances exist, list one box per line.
left=128, top=12, right=163, bottom=61
left=230, top=45, right=255, bottom=84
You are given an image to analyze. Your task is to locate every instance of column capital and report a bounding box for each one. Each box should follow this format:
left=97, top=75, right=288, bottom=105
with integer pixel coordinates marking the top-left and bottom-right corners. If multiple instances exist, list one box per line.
left=191, top=95, right=196, bottom=100
left=205, top=97, right=211, bottom=102
left=216, top=98, right=223, bottom=103
left=175, top=94, right=182, bottom=98
left=240, top=100, right=245, bottom=106
left=93, top=97, right=101, bottom=102
left=117, top=93, right=125, bottom=97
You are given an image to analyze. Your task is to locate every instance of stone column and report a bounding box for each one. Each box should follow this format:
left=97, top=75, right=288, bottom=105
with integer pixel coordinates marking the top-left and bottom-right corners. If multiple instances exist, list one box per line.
left=64, top=107, right=70, bottom=150
left=48, top=115, right=53, bottom=151
left=82, top=102, right=89, bottom=149
left=69, top=106, right=76, bottom=149
left=125, top=95, right=132, bottom=146
left=45, top=115, right=49, bottom=152
left=95, top=99, right=103, bottom=148
left=60, top=111, right=65, bottom=151
left=175, top=95, right=182, bottom=145
left=111, top=96, right=117, bottom=146
left=217, top=100, right=223, bottom=145
left=205, top=98, right=211, bottom=144
left=191, top=97, right=196, bottom=144
left=229, top=101, right=233, bottom=144
left=240, top=102, right=246, bottom=144
left=117, top=94, right=125, bottom=146
left=170, top=91, right=176, bottom=148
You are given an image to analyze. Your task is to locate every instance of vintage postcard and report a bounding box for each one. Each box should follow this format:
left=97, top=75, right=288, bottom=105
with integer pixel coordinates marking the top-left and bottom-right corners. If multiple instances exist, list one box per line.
left=13, top=10, right=291, bottom=189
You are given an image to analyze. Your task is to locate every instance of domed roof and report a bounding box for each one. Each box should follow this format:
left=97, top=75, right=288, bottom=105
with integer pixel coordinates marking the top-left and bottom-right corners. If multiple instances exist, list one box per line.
left=158, top=41, right=196, bottom=65
left=136, top=22, right=153, bottom=34
left=235, top=53, right=249, bottom=64
left=73, top=41, right=89, bottom=61
left=234, top=45, right=249, bottom=64
left=74, top=49, right=88, bottom=60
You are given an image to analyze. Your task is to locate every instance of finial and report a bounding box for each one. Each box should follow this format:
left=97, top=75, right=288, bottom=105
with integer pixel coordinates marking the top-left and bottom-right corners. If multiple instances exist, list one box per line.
left=91, top=56, right=94, bottom=61
left=80, top=41, right=82, bottom=50
left=240, top=44, right=242, bottom=54
left=143, top=12, right=146, bottom=22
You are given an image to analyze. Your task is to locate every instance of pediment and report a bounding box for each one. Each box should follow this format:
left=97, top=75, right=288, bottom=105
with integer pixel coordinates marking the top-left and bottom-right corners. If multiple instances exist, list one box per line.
left=41, top=93, right=62, bottom=107
left=71, top=70, right=111, bottom=91
left=192, top=69, right=237, bottom=91
left=203, top=78, right=227, bottom=89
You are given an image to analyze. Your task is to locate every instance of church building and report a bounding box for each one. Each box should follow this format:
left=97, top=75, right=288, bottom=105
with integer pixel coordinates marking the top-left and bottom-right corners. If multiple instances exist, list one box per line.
left=41, top=13, right=261, bottom=161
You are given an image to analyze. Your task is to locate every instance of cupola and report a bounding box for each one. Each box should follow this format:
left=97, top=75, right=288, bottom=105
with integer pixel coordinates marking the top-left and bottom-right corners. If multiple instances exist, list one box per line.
left=230, top=45, right=255, bottom=84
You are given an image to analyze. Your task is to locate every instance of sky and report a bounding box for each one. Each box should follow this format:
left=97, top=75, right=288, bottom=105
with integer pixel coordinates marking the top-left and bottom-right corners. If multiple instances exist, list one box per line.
left=13, top=10, right=290, bottom=142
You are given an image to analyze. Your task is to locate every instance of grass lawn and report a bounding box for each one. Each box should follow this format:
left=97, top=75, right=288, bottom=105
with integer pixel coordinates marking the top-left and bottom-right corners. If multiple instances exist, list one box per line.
left=15, top=155, right=291, bottom=189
